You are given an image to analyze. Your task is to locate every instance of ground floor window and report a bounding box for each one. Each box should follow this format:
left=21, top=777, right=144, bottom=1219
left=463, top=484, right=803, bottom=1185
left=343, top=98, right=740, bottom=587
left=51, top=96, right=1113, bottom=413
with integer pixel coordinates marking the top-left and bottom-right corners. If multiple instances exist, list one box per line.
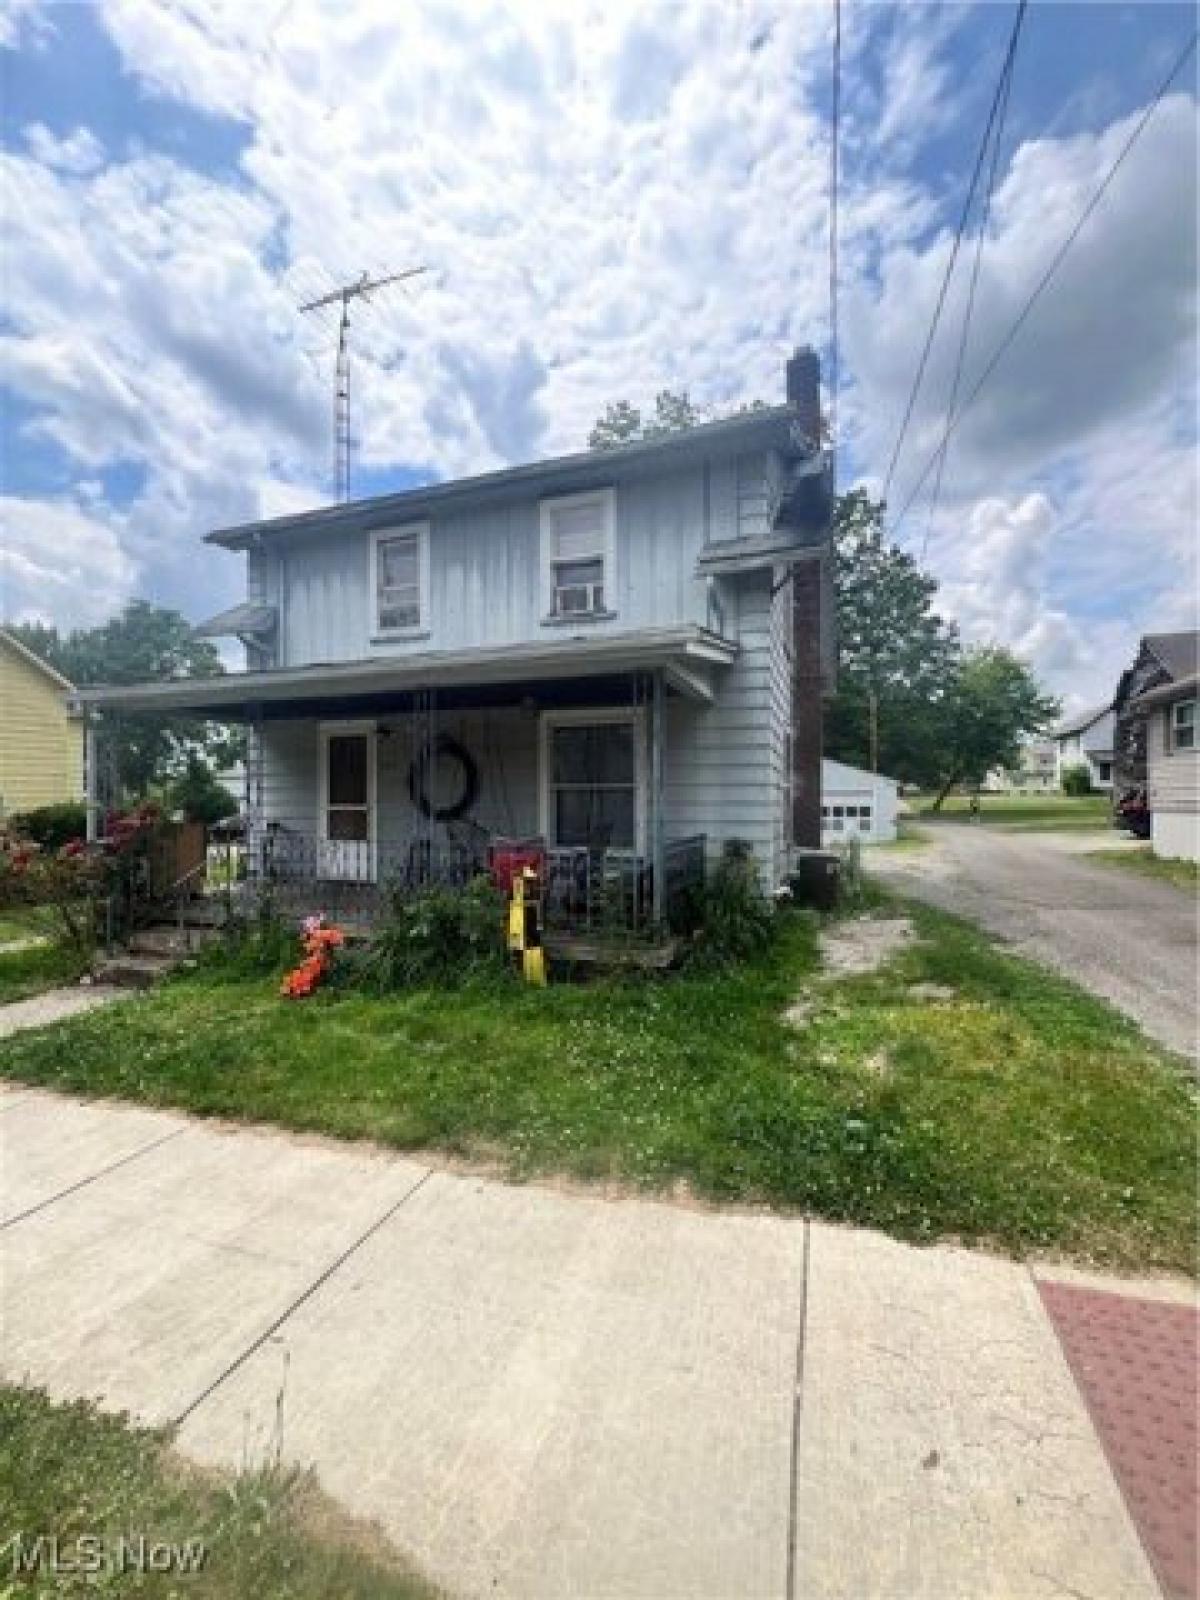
left=822, top=800, right=873, bottom=835
left=545, top=715, right=637, bottom=849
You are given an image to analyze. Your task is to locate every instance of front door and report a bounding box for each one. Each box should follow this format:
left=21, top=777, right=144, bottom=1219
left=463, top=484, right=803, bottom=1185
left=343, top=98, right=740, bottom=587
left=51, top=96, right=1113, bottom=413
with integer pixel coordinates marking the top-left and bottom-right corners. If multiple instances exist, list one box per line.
left=319, top=725, right=376, bottom=881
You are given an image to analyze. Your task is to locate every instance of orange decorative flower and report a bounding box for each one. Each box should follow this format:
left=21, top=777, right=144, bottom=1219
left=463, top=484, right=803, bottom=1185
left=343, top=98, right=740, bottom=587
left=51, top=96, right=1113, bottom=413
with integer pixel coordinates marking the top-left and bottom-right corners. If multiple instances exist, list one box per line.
left=280, top=915, right=346, bottom=999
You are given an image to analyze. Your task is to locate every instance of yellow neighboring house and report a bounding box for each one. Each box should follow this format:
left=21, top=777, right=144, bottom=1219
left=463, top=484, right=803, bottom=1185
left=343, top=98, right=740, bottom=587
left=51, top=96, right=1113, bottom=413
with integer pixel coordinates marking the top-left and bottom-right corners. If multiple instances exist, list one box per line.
left=0, top=628, right=84, bottom=819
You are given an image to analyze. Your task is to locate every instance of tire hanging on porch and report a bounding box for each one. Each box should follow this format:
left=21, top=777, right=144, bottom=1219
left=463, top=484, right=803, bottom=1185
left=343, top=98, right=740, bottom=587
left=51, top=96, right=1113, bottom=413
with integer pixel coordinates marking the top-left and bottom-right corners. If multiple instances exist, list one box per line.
left=407, top=732, right=480, bottom=822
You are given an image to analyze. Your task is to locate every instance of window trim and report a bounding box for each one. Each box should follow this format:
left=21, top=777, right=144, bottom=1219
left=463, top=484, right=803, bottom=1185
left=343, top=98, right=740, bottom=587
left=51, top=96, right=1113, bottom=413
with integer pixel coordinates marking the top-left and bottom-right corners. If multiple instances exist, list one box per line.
left=538, top=706, right=645, bottom=854
left=369, top=522, right=431, bottom=641
left=1169, top=697, right=1196, bottom=754
left=538, top=488, right=617, bottom=624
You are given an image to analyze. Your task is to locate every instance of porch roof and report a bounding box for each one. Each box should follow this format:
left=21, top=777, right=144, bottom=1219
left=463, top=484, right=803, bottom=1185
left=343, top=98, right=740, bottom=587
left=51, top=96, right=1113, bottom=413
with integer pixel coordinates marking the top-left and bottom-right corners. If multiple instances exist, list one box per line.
left=71, top=625, right=736, bottom=719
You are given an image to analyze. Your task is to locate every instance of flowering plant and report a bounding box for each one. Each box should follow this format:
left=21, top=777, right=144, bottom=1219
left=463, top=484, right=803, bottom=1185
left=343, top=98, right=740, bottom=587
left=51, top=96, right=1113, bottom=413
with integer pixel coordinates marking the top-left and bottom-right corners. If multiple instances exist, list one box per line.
left=280, top=913, right=346, bottom=999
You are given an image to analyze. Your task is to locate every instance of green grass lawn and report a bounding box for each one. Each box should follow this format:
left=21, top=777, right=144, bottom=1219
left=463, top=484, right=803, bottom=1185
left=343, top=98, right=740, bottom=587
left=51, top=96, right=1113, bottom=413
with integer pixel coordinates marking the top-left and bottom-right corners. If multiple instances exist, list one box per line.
left=0, top=940, right=87, bottom=1005
left=0, top=905, right=1193, bottom=1272
left=1088, top=846, right=1199, bottom=891
left=0, top=1384, right=436, bottom=1598
left=0, top=905, right=57, bottom=945
left=912, top=792, right=1112, bottom=830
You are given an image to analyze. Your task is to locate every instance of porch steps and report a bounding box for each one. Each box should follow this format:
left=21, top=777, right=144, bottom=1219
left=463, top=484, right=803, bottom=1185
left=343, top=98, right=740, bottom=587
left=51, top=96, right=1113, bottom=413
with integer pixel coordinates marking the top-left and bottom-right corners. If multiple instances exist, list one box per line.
left=92, top=919, right=224, bottom=988
left=90, top=952, right=180, bottom=990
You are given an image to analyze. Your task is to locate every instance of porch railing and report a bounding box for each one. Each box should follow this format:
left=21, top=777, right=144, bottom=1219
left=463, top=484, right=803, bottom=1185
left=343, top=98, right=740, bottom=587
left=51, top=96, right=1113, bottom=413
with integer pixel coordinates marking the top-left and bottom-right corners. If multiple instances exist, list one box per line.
left=222, top=824, right=706, bottom=938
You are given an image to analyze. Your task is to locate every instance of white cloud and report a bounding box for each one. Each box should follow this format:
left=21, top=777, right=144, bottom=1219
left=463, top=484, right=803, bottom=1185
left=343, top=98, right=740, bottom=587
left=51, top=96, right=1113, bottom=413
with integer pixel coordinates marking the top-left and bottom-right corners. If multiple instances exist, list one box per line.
left=23, top=123, right=106, bottom=175
left=0, top=495, right=138, bottom=629
left=0, top=0, right=1194, bottom=717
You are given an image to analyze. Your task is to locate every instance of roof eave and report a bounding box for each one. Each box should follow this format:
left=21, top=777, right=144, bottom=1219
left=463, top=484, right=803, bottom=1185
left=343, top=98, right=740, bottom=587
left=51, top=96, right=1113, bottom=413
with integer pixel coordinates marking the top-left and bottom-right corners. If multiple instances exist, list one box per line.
left=208, top=407, right=804, bottom=551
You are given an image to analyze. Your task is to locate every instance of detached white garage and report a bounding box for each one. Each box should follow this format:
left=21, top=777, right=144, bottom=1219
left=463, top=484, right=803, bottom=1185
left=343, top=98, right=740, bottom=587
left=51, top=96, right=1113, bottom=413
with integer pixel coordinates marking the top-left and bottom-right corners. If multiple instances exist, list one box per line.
left=821, top=759, right=900, bottom=846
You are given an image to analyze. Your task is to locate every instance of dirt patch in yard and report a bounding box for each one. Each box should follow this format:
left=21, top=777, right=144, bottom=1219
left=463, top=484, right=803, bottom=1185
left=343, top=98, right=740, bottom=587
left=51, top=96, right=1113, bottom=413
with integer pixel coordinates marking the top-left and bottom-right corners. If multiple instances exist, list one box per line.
left=819, top=915, right=916, bottom=978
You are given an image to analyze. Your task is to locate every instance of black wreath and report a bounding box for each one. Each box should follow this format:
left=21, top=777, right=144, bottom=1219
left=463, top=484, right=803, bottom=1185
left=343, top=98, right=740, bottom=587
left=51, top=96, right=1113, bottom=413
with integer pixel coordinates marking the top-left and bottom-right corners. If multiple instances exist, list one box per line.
left=407, top=733, right=480, bottom=821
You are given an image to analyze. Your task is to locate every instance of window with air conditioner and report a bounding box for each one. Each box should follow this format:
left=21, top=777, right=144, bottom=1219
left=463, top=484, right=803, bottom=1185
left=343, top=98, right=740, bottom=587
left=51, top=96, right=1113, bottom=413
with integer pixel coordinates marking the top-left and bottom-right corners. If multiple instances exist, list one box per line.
left=540, top=490, right=615, bottom=622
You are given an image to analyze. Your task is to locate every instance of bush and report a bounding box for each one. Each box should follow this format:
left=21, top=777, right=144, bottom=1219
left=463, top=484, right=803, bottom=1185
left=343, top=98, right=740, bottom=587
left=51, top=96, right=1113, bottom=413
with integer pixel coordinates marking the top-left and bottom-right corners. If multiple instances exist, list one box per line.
left=1061, top=764, right=1094, bottom=797
left=199, top=908, right=298, bottom=979
left=363, top=876, right=508, bottom=989
left=682, top=842, right=776, bottom=969
left=7, top=802, right=87, bottom=850
left=169, top=756, right=239, bottom=825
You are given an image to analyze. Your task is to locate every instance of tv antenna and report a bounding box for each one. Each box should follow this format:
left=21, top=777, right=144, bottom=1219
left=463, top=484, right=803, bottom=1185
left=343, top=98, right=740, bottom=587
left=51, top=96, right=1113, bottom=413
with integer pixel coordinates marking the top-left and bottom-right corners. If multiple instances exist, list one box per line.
left=300, top=266, right=428, bottom=502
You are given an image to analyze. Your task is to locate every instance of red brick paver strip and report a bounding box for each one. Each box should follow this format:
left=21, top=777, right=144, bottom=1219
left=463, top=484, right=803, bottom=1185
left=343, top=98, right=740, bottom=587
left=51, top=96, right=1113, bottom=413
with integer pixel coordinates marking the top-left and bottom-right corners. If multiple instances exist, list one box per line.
left=1040, top=1280, right=1198, bottom=1600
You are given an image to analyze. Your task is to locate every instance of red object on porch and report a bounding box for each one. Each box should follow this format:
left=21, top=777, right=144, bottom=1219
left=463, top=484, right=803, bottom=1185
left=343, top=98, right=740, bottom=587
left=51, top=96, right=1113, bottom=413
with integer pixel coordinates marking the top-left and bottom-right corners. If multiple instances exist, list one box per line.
left=488, top=839, right=546, bottom=895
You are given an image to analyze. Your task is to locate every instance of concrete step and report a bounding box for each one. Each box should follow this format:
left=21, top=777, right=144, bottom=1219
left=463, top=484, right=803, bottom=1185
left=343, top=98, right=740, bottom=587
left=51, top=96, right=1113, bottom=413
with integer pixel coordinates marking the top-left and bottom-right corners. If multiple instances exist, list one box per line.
left=127, top=923, right=221, bottom=958
left=91, top=953, right=181, bottom=990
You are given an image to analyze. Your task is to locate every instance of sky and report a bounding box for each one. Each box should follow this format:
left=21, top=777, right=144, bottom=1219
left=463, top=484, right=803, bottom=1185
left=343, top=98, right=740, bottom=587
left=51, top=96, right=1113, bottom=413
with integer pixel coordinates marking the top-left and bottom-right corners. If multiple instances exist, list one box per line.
left=1, top=0, right=1196, bottom=712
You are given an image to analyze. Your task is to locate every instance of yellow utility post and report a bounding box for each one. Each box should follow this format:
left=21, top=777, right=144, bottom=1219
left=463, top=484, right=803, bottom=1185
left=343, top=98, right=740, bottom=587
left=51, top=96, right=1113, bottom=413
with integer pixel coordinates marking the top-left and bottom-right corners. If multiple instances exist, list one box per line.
left=507, top=865, right=547, bottom=986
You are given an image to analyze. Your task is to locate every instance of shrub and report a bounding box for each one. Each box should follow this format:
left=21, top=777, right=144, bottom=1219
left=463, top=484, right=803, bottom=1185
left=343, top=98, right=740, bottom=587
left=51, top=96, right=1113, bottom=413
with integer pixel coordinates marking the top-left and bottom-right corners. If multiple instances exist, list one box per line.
left=169, top=756, right=239, bottom=825
left=199, top=907, right=299, bottom=979
left=1061, top=764, right=1094, bottom=797
left=7, top=803, right=87, bottom=850
left=682, top=842, right=776, bottom=969
left=364, top=876, right=508, bottom=989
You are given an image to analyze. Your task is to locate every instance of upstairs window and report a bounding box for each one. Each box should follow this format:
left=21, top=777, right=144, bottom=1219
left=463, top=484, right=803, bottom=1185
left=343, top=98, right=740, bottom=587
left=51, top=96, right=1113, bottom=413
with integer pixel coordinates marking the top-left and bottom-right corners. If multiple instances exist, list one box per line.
left=371, top=524, right=429, bottom=637
left=540, top=490, right=615, bottom=621
left=1170, top=698, right=1195, bottom=752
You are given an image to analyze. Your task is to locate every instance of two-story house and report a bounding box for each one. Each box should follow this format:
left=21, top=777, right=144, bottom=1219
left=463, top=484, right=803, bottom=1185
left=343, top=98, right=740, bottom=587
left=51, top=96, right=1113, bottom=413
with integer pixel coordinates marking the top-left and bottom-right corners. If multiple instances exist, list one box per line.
left=1051, top=704, right=1115, bottom=790
left=76, top=351, right=833, bottom=929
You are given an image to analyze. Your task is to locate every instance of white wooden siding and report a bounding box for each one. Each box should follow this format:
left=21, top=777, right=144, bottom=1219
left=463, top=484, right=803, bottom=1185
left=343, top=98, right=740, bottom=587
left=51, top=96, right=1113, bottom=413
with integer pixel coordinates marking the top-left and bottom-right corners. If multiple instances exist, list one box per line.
left=269, top=453, right=769, bottom=668
left=1147, top=709, right=1199, bottom=814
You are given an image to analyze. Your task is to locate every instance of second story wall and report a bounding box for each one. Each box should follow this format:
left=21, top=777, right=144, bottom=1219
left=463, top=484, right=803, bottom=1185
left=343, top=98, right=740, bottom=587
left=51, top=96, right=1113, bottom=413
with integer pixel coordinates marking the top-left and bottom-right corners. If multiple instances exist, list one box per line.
left=249, top=451, right=774, bottom=668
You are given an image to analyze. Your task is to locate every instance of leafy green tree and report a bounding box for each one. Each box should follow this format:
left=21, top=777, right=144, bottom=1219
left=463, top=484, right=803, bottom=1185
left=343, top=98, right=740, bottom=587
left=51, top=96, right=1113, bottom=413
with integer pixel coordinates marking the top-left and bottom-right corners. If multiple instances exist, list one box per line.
left=588, top=390, right=705, bottom=449
left=930, top=647, right=1060, bottom=808
left=7, top=602, right=240, bottom=801
left=824, top=490, right=961, bottom=785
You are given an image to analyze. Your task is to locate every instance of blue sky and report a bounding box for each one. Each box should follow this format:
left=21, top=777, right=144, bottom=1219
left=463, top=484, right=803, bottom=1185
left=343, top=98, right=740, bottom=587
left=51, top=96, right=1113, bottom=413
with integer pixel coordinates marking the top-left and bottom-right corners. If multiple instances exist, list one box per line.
left=1, top=0, right=1196, bottom=708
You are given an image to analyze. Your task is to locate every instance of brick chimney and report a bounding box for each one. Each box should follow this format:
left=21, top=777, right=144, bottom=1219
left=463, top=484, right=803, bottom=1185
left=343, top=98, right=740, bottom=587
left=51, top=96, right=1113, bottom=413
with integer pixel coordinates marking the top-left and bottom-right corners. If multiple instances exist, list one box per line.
left=786, top=346, right=822, bottom=447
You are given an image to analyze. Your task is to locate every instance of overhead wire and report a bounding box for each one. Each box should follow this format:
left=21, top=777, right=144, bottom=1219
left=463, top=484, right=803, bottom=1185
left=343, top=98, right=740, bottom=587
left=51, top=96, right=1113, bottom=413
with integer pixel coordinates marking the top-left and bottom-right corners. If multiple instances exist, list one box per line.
left=918, top=22, right=1021, bottom=561
left=892, top=24, right=1199, bottom=538
left=879, top=0, right=1029, bottom=505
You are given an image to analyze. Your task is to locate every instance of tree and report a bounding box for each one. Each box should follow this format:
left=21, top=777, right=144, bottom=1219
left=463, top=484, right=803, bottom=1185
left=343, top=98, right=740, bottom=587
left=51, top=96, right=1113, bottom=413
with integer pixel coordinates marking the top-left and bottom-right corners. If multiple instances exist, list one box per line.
left=929, top=646, right=1060, bottom=808
left=588, top=390, right=705, bottom=449
left=7, top=602, right=239, bottom=801
left=168, top=754, right=240, bottom=825
left=824, top=490, right=962, bottom=785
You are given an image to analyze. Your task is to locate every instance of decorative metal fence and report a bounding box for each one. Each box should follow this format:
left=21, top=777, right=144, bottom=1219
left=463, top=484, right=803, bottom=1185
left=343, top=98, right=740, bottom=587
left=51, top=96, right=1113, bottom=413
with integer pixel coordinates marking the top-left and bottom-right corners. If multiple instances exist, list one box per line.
left=219, top=825, right=707, bottom=939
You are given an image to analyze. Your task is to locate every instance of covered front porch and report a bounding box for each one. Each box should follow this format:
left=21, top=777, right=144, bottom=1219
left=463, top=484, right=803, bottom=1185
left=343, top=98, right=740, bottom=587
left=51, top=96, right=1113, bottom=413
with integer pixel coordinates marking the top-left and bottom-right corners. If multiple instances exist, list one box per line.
left=77, top=627, right=735, bottom=942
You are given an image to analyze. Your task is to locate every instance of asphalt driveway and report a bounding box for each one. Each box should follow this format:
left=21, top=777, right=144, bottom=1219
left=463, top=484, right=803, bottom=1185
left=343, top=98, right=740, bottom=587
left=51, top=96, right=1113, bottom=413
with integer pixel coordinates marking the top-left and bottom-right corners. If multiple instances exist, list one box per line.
left=0, top=1084, right=1181, bottom=1599
left=873, top=825, right=1198, bottom=1060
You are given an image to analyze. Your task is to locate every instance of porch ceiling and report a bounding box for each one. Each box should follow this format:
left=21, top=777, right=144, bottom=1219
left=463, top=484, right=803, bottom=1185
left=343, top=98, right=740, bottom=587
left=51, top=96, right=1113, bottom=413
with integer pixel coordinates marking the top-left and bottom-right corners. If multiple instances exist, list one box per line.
left=71, top=626, right=735, bottom=720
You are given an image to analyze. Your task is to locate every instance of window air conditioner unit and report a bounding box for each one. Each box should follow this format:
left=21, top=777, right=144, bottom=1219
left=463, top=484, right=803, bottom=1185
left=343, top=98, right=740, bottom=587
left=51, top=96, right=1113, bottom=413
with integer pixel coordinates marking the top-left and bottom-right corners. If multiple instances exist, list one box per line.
left=554, top=582, right=604, bottom=616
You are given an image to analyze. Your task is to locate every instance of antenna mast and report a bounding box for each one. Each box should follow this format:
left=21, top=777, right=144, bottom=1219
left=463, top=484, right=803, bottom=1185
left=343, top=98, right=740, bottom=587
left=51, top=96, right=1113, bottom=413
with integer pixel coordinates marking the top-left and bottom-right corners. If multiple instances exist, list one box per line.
left=300, top=266, right=428, bottom=502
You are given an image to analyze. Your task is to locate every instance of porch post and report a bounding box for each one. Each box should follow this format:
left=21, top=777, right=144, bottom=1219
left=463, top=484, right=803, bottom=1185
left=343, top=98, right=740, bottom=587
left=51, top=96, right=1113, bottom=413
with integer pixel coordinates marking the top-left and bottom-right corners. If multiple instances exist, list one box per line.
left=651, top=668, right=665, bottom=927
left=84, top=711, right=100, bottom=843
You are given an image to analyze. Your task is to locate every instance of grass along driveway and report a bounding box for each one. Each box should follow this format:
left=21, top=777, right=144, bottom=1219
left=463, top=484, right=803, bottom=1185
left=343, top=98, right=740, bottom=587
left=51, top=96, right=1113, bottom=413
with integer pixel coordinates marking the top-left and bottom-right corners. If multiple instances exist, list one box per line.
left=1088, top=846, right=1199, bottom=891
left=0, top=904, right=1192, bottom=1272
left=913, top=793, right=1112, bottom=831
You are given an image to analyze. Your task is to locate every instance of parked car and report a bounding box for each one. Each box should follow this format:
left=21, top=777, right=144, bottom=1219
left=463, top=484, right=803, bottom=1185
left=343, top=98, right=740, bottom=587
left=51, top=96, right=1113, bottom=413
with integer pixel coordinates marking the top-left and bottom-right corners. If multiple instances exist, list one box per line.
left=1113, top=787, right=1151, bottom=839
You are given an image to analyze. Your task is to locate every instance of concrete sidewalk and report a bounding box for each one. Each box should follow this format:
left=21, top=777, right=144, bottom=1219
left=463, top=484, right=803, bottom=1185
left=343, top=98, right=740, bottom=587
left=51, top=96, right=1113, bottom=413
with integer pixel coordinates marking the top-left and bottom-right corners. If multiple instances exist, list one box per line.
left=1, top=1085, right=1189, bottom=1599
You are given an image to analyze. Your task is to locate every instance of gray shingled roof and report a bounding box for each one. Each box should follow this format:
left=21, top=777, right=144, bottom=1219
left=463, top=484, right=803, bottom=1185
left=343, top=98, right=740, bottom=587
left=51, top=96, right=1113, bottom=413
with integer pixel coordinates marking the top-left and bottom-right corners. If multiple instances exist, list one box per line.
left=1144, top=630, right=1200, bottom=681
left=1052, top=703, right=1111, bottom=739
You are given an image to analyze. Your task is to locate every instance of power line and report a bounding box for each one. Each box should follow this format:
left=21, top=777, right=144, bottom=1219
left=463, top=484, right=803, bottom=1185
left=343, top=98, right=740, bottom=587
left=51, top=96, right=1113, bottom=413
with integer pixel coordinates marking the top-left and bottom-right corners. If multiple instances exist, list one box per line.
left=299, top=267, right=428, bottom=501
left=828, top=0, right=842, bottom=474
left=919, top=20, right=1021, bottom=561
left=880, top=0, right=1029, bottom=505
left=893, top=25, right=1198, bottom=537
